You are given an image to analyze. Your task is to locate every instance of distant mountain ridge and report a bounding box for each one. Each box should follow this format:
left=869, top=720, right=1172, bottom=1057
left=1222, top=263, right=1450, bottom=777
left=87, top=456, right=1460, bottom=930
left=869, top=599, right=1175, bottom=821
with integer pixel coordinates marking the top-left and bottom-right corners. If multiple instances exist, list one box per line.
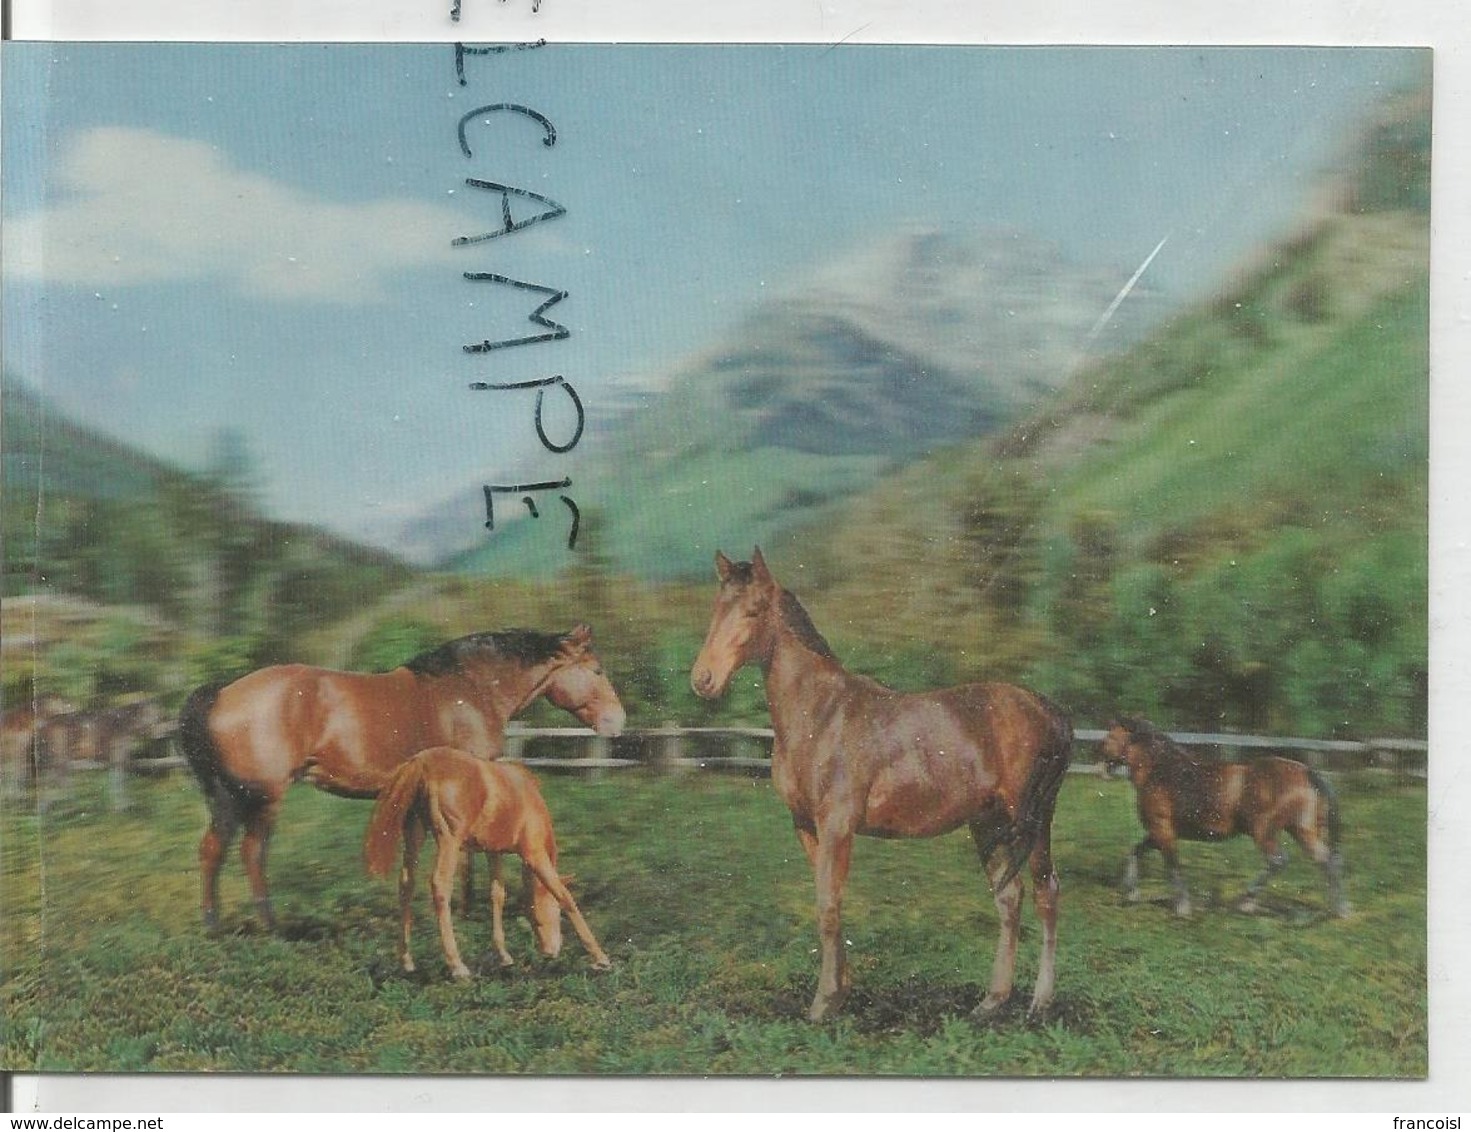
left=428, top=226, right=1163, bottom=577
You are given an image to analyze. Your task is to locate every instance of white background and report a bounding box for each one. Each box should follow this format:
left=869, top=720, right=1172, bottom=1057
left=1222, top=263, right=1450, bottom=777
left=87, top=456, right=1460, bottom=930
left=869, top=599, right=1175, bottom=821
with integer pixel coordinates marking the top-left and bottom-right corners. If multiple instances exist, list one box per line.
left=4, top=0, right=1468, bottom=1115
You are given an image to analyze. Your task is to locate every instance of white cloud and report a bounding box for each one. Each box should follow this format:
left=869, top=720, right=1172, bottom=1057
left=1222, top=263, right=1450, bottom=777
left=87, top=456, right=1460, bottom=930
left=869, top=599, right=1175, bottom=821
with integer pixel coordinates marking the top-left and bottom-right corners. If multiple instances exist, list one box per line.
left=4, top=127, right=484, bottom=302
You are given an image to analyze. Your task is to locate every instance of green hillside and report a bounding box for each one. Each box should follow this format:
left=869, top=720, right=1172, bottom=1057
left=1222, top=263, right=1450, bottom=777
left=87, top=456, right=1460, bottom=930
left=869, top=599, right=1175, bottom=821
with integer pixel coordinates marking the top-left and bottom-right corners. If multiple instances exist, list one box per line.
left=793, top=204, right=1428, bottom=737
left=2, top=380, right=411, bottom=701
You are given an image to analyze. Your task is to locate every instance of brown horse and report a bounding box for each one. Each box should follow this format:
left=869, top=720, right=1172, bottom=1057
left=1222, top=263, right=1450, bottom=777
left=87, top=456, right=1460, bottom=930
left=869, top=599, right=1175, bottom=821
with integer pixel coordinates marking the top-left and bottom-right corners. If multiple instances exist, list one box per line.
left=179, top=625, right=625, bottom=932
left=0, top=694, right=77, bottom=801
left=364, top=746, right=611, bottom=979
left=1100, top=717, right=1349, bottom=918
left=691, top=549, right=1072, bottom=1023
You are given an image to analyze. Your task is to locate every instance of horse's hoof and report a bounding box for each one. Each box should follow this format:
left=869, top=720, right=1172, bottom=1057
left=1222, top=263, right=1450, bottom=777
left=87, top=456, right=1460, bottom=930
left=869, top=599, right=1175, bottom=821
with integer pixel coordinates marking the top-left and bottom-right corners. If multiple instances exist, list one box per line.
left=808, top=992, right=846, bottom=1023
left=401, top=958, right=417, bottom=974
left=590, top=957, right=613, bottom=972
left=202, top=911, right=222, bottom=936
left=969, top=992, right=1010, bottom=1022
left=497, top=955, right=516, bottom=969
left=1124, top=889, right=1142, bottom=904
left=450, top=964, right=473, bottom=981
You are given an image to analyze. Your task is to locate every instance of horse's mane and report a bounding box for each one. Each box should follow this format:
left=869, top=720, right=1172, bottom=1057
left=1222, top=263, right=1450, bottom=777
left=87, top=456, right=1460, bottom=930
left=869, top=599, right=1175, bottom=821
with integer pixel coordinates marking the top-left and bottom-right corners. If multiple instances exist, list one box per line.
left=1119, top=716, right=1204, bottom=777
left=402, top=629, right=566, bottom=677
left=778, top=590, right=838, bottom=660
left=728, top=558, right=837, bottom=660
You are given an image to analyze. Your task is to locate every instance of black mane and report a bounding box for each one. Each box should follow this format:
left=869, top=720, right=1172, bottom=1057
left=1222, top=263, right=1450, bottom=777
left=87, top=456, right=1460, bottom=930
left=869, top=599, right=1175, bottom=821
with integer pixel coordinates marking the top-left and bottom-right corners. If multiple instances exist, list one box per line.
left=402, top=629, right=565, bottom=677
left=1120, top=716, right=1197, bottom=769
left=779, top=590, right=837, bottom=660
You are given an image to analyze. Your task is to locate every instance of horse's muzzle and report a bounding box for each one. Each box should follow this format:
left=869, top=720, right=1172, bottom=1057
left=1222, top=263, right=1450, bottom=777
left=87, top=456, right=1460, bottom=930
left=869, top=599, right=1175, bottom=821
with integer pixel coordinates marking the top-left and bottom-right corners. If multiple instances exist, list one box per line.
left=594, top=706, right=626, bottom=738
left=691, top=667, right=718, bottom=700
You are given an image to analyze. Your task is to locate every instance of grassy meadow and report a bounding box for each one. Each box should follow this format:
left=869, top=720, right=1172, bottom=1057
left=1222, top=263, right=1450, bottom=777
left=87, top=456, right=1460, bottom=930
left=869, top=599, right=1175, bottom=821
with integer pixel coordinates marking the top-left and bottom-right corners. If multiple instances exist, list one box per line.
left=0, top=768, right=1426, bottom=1076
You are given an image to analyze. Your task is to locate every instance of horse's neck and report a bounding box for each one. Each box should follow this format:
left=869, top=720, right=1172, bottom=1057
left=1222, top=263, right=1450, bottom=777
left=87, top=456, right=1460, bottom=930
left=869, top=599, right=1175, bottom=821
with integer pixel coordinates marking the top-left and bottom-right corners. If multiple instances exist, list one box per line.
left=763, top=628, right=852, bottom=743
left=1138, top=740, right=1190, bottom=786
left=427, top=660, right=547, bottom=722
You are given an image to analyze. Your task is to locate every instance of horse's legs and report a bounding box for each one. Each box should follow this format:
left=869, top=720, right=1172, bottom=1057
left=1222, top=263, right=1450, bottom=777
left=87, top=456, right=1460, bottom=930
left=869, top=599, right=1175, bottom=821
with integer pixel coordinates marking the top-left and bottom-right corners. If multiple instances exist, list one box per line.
left=970, top=829, right=1024, bottom=1019
left=460, top=846, right=475, bottom=914
left=808, top=829, right=854, bottom=1023
left=1158, top=837, right=1190, bottom=917
left=1122, top=836, right=1155, bottom=902
left=488, top=852, right=514, bottom=967
left=524, top=854, right=612, bottom=970
left=1027, top=838, right=1060, bottom=1018
left=429, top=833, right=472, bottom=980
left=199, top=803, right=241, bottom=933
left=1239, top=832, right=1288, bottom=914
left=795, top=825, right=818, bottom=866
left=398, top=820, right=424, bottom=973
left=1288, top=822, right=1351, bottom=918
left=239, top=800, right=280, bottom=931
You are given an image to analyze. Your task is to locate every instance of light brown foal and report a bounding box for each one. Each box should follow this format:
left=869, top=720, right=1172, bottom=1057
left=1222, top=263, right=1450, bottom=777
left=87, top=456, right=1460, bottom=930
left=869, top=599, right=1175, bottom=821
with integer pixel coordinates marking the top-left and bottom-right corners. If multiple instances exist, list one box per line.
left=364, top=746, right=611, bottom=979
left=692, top=548, right=1072, bottom=1023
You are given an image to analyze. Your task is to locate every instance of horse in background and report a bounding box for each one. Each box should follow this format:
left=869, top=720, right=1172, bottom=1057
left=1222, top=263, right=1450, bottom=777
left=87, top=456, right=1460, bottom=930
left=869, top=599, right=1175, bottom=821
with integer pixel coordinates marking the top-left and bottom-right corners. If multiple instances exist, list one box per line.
left=1101, top=717, right=1349, bottom=918
left=1, top=693, right=77, bottom=801
left=692, top=548, right=1072, bottom=1023
left=364, top=746, right=611, bottom=979
left=2, top=694, right=162, bottom=810
left=179, top=625, right=625, bottom=932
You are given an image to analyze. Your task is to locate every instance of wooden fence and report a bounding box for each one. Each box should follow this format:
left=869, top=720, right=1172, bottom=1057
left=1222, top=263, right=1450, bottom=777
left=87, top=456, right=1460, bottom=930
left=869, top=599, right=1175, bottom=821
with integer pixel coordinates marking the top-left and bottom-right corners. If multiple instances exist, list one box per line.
left=492, top=723, right=1429, bottom=778
left=23, top=722, right=1430, bottom=810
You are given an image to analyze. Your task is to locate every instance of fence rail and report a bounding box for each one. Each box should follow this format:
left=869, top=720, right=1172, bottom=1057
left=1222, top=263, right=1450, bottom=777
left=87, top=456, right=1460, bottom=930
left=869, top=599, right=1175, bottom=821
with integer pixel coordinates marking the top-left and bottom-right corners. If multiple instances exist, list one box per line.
left=489, top=724, right=1427, bottom=777
left=27, top=721, right=1433, bottom=790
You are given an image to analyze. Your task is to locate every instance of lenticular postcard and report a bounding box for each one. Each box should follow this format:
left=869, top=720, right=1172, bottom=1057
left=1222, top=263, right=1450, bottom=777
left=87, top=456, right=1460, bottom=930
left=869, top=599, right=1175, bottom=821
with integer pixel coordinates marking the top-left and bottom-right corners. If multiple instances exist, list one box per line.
left=0, top=6, right=1438, bottom=1103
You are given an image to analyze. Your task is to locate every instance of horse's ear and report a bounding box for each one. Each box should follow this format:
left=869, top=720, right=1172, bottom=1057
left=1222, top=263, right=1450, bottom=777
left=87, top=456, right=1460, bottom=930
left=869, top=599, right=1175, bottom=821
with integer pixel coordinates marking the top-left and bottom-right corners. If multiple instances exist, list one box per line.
left=714, top=550, right=735, bottom=581
left=751, top=546, right=774, bottom=586
left=563, top=623, right=593, bottom=650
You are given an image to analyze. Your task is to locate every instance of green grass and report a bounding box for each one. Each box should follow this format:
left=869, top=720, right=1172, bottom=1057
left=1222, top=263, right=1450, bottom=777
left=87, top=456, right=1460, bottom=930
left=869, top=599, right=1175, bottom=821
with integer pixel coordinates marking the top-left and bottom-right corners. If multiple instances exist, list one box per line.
left=0, top=771, right=1425, bottom=1076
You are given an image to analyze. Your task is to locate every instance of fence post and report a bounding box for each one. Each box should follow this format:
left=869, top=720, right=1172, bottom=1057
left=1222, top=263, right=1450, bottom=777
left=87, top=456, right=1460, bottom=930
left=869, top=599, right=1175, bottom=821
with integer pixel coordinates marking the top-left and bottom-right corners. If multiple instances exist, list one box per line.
left=587, top=732, right=611, bottom=781
left=108, top=737, right=129, bottom=812
left=503, top=725, right=526, bottom=762
left=656, top=721, right=686, bottom=774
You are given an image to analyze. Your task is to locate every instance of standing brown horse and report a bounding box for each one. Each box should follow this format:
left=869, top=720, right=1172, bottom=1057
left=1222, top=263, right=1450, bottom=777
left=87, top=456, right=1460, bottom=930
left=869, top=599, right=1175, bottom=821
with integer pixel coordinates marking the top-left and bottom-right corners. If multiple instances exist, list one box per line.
left=179, top=625, right=625, bottom=932
left=1100, top=717, right=1349, bottom=918
left=691, top=549, right=1072, bottom=1023
left=364, top=746, right=611, bottom=979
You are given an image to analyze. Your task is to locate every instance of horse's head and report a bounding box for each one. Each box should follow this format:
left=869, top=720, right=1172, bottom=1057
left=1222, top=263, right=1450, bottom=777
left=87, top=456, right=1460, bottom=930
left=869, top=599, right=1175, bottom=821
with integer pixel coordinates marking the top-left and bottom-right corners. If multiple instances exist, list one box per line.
left=691, top=547, right=778, bottom=700
left=1100, top=718, right=1144, bottom=777
left=543, top=625, right=626, bottom=737
left=525, top=864, right=566, bottom=959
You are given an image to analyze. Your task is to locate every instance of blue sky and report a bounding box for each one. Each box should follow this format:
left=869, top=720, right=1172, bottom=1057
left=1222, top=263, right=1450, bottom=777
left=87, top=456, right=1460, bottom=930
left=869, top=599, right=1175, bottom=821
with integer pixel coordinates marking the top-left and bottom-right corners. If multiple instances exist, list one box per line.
left=2, top=44, right=1426, bottom=551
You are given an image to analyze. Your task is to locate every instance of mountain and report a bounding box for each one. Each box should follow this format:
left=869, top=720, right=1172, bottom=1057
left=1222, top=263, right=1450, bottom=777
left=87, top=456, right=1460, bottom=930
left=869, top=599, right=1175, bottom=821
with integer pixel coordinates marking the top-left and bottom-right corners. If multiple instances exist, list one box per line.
left=2, top=379, right=409, bottom=630
left=780, top=86, right=1430, bottom=735
left=2, top=380, right=173, bottom=504
left=427, top=226, right=1163, bottom=578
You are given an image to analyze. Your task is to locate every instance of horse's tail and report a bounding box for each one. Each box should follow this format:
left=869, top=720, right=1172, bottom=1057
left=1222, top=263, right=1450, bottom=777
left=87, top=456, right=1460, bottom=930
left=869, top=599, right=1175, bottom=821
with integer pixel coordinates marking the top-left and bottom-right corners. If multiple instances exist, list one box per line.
left=179, top=681, right=261, bottom=825
left=364, top=757, right=428, bottom=879
left=1306, top=765, right=1342, bottom=850
left=982, top=695, right=1074, bottom=890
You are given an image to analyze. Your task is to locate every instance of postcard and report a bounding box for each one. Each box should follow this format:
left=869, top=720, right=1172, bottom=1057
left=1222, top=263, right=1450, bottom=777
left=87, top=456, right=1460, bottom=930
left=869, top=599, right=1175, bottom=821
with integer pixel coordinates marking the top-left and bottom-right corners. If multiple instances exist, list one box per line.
left=0, top=40, right=1430, bottom=1082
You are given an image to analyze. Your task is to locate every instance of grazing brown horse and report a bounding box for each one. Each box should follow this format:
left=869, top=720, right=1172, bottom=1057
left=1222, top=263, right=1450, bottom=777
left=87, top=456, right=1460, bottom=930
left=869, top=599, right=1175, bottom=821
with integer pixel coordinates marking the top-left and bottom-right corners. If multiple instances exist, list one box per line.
left=0, top=694, right=77, bottom=799
left=1100, top=717, right=1349, bottom=918
left=364, top=746, right=611, bottom=979
left=179, top=625, right=625, bottom=932
left=691, top=548, right=1072, bottom=1023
